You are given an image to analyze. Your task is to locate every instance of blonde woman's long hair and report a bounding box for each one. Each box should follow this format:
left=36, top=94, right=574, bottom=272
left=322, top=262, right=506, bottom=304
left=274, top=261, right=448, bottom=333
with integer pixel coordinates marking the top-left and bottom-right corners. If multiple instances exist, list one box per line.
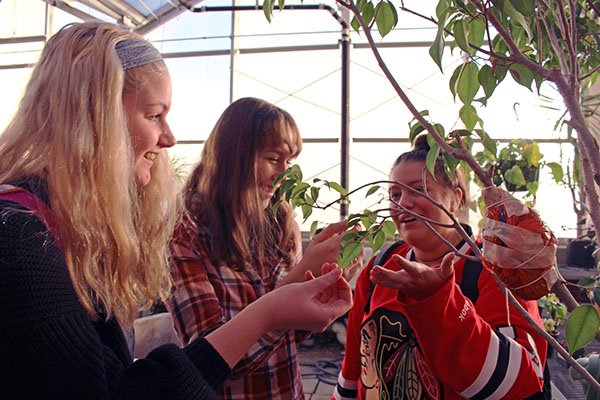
left=0, top=22, right=177, bottom=325
left=184, top=97, right=302, bottom=273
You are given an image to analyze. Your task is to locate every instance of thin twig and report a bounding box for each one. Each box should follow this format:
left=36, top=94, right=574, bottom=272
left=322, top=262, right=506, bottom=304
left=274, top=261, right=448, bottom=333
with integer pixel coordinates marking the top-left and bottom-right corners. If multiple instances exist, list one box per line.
left=586, top=0, right=600, bottom=16
left=580, top=63, right=600, bottom=81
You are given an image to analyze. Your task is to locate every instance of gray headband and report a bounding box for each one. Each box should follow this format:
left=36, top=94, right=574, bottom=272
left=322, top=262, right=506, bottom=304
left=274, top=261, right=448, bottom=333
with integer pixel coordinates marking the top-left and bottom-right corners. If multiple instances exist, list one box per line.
left=115, top=38, right=162, bottom=70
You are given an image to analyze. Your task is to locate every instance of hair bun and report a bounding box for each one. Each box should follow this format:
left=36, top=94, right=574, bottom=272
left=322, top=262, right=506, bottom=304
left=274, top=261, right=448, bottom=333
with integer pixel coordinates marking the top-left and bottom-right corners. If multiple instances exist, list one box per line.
left=413, top=134, right=430, bottom=151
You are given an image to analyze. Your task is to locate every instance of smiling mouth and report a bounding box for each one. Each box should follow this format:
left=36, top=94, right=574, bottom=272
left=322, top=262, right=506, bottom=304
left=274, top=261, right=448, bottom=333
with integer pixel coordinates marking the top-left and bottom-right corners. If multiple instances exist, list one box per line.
left=399, top=217, right=417, bottom=224
left=144, top=152, right=157, bottom=161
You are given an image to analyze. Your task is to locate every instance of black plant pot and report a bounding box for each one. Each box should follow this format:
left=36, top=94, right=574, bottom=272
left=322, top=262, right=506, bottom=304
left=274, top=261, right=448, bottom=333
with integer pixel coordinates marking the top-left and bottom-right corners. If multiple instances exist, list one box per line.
left=504, top=165, right=540, bottom=192
left=566, top=238, right=597, bottom=269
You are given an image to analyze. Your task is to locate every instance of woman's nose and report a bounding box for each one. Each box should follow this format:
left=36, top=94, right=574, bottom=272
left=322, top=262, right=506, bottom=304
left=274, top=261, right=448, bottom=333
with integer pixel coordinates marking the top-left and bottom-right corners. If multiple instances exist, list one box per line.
left=398, top=191, right=413, bottom=209
left=275, top=161, right=287, bottom=176
left=159, top=124, right=176, bottom=148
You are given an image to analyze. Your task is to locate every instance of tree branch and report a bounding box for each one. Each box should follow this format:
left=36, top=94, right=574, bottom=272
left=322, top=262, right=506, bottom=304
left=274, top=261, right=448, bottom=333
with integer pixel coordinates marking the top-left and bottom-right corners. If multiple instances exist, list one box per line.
left=338, top=0, right=494, bottom=187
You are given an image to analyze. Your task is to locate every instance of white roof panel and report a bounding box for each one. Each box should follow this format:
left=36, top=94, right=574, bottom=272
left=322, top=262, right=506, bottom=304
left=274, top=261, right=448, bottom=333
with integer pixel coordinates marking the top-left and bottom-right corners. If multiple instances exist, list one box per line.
left=41, top=0, right=205, bottom=34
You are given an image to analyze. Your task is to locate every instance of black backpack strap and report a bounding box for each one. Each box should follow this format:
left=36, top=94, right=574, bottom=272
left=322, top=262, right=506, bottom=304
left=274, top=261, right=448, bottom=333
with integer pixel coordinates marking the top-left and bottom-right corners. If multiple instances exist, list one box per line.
left=459, top=254, right=483, bottom=304
left=363, top=241, right=405, bottom=314
left=372, top=240, right=405, bottom=268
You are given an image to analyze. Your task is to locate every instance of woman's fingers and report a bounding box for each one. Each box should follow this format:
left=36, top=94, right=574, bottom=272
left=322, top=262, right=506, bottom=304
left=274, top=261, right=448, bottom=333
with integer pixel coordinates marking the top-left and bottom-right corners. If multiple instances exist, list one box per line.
left=439, top=252, right=456, bottom=278
left=370, top=253, right=455, bottom=301
left=312, top=220, right=348, bottom=243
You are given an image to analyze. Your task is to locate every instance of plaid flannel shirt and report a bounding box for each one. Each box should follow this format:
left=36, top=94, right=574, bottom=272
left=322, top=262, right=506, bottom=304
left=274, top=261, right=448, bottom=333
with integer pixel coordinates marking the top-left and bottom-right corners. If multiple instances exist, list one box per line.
left=166, top=214, right=308, bottom=400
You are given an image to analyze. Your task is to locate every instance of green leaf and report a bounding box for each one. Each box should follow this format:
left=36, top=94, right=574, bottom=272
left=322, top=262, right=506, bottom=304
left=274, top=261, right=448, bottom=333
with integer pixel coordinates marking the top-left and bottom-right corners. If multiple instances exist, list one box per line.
left=547, top=162, right=564, bottom=183
left=523, top=141, right=542, bottom=167
left=503, top=0, right=533, bottom=40
left=468, top=15, right=486, bottom=50
left=492, top=62, right=509, bottom=82
left=436, top=0, right=450, bottom=19
left=328, top=181, right=348, bottom=196
left=444, top=153, right=460, bottom=179
left=310, top=220, right=319, bottom=238
left=490, top=0, right=506, bottom=11
left=376, top=1, right=397, bottom=37
left=475, top=129, right=497, bottom=156
left=278, top=0, right=285, bottom=10
left=279, top=178, right=296, bottom=200
left=372, top=230, right=386, bottom=253
left=289, top=164, right=303, bottom=181
left=338, top=241, right=363, bottom=268
left=458, top=62, right=480, bottom=105
left=449, top=64, right=463, bottom=101
left=526, top=181, right=538, bottom=196
left=429, top=7, right=449, bottom=73
left=426, top=141, right=441, bottom=179
left=361, top=210, right=377, bottom=229
left=478, top=65, right=497, bottom=99
left=341, top=232, right=359, bottom=247
left=453, top=18, right=471, bottom=55
left=410, top=122, right=425, bottom=143
left=348, top=212, right=363, bottom=226
left=263, top=0, right=274, bottom=22
left=360, top=0, right=375, bottom=26
left=510, top=0, right=535, bottom=17
left=566, top=305, right=600, bottom=356
left=579, top=277, right=597, bottom=287
left=291, top=182, right=310, bottom=197
left=504, top=165, right=526, bottom=185
left=311, top=186, right=320, bottom=203
left=366, top=185, right=381, bottom=198
left=433, top=123, right=445, bottom=137
left=351, top=16, right=361, bottom=33
left=509, top=64, right=534, bottom=91
left=272, top=199, right=281, bottom=216
left=459, top=104, right=478, bottom=130
left=273, top=170, right=287, bottom=188
left=382, top=219, right=397, bottom=236
left=301, top=204, right=313, bottom=222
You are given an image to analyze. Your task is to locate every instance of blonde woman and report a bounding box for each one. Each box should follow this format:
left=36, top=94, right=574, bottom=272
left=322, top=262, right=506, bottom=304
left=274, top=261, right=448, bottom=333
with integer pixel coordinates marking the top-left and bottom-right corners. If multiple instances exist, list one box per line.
left=0, top=22, right=352, bottom=399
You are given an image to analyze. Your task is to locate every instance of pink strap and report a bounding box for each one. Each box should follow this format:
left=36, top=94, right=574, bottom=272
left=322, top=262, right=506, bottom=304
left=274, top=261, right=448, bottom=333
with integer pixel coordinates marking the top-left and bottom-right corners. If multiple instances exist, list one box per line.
left=0, top=185, right=63, bottom=251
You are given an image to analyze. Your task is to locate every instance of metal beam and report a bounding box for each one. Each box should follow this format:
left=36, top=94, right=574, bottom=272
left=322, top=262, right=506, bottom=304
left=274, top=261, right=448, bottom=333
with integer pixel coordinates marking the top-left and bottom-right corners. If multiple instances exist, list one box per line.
left=135, top=0, right=204, bottom=35
left=41, top=0, right=102, bottom=22
left=65, top=0, right=122, bottom=20
left=96, top=0, right=146, bottom=22
left=0, top=36, right=46, bottom=45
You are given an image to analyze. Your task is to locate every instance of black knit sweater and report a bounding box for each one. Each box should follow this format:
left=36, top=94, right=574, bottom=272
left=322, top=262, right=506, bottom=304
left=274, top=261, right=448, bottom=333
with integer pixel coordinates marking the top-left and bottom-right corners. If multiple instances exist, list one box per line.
left=0, top=181, right=231, bottom=399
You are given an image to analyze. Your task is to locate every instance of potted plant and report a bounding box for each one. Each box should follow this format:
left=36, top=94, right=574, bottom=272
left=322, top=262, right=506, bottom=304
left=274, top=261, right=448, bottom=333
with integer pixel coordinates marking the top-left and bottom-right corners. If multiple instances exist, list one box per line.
left=567, top=228, right=597, bottom=270
left=475, top=139, right=544, bottom=195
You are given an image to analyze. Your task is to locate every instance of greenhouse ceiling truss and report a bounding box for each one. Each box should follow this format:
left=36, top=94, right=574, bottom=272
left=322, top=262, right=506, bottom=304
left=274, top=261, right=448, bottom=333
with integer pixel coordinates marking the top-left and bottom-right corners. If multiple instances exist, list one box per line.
left=41, top=0, right=203, bottom=34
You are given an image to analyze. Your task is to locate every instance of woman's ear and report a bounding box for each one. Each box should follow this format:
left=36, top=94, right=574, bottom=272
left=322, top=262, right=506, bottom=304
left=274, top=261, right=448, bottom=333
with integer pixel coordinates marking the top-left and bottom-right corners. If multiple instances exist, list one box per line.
left=450, top=186, right=463, bottom=213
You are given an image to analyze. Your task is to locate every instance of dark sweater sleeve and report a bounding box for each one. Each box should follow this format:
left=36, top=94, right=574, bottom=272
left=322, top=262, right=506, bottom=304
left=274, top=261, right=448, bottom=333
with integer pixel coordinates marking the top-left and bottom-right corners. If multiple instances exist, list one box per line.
left=0, top=201, right=230, bottom=399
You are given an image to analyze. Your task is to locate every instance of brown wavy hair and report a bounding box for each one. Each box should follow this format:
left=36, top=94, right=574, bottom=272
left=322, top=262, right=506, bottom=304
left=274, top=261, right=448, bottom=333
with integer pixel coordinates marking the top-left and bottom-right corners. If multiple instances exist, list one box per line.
left=0, top=22, right=177, bottom=325
left=184, top=97, right=302, bottom=272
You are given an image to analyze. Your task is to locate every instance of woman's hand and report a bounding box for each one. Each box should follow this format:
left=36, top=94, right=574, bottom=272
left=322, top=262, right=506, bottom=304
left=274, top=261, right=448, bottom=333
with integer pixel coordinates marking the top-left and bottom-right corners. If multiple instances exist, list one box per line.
left=300, top=220, right=349, bottom=275
left=267, top=263, right=352, bottom=332
left=370, top=253, right=455, bottom=301
left=298, top=220, right=365, bottom=276
left=207, top=263, right=352, bottom=368
left=342, top=248, right=367, bottom=282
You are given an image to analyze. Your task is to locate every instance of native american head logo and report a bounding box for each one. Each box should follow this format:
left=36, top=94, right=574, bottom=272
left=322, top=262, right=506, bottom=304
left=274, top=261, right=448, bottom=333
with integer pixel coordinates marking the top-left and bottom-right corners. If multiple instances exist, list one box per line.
left=359, top=308, right=443, bottom=400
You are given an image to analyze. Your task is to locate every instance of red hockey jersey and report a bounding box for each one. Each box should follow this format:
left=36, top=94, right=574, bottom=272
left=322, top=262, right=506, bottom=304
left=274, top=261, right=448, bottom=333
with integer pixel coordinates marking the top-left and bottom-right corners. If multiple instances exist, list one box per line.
left=334, top=236, right=547, bottom=400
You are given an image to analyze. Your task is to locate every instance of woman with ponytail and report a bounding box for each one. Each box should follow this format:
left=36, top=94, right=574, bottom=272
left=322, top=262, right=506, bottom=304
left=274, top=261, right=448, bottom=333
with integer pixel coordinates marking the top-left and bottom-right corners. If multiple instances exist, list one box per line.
left=334, top=135, right=549, bottom=400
